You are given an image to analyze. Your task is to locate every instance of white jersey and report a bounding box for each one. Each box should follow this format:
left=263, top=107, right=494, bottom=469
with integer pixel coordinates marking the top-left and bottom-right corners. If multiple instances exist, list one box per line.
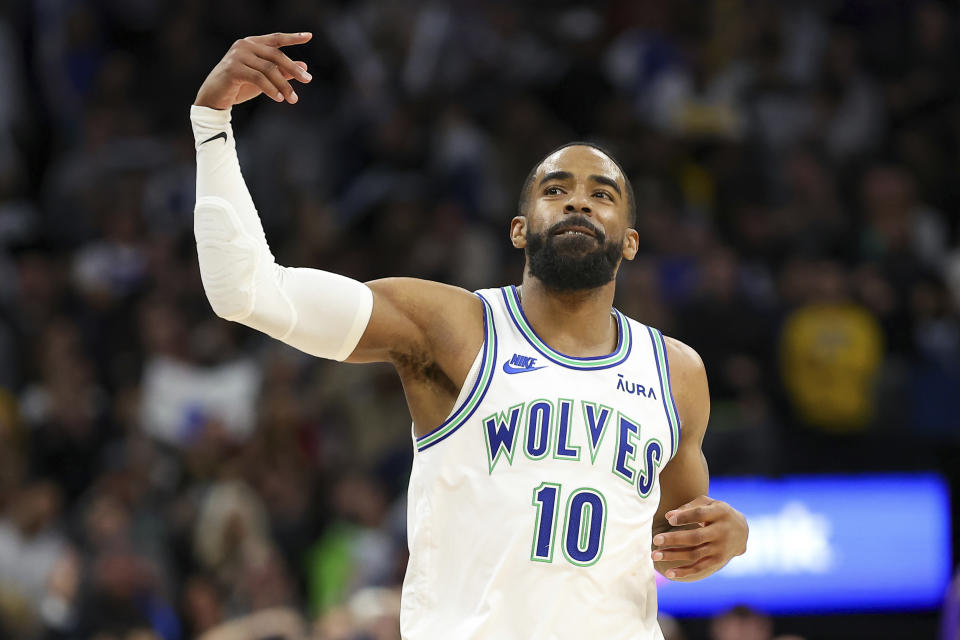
left=401, top=286, right=681, bottom=640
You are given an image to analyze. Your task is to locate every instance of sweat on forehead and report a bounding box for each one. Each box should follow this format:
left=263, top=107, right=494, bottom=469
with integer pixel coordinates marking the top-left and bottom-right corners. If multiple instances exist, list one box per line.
left=519, top=141, right=636, bottom=224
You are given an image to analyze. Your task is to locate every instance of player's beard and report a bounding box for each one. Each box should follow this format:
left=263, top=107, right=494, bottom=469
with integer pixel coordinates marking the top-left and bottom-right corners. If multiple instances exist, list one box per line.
left=525, top=217, right=623, bottom=292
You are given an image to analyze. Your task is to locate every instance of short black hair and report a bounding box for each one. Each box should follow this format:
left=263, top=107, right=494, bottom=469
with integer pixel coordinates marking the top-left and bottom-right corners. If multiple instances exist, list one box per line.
left=518, top=141, right=637, bottom=226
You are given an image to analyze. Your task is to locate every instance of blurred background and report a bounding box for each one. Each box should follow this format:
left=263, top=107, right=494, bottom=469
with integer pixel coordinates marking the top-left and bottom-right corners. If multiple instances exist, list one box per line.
left=0, top=0, right=958, bottom=638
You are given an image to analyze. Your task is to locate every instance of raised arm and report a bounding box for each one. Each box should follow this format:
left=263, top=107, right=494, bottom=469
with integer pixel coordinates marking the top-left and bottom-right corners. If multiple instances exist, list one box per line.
left=192, top=33, right=483, bottom=433
left=649, top=337, right=748, bottom=581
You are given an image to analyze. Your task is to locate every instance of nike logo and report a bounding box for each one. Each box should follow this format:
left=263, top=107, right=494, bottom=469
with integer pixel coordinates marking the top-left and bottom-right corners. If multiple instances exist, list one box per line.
left=502, top=354, right=547, bottom=375
left=503, top=362, right=546, bottom=374
left=201, top=131, right=227, bottom=145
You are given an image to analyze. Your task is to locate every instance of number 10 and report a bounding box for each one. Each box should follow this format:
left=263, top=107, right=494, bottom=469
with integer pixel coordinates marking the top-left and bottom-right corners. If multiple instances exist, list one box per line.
left=531, top=482, right=607, bottom=566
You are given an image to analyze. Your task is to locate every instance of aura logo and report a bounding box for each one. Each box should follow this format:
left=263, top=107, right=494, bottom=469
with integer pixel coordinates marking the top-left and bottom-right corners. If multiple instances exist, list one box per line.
left=502, top=354, right=547, bottom=374
left=616, top=374, right=657, bottom=399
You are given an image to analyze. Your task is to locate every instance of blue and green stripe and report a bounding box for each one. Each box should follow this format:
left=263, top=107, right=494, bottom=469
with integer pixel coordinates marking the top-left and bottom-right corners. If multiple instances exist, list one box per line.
left=648, top=327, right=681, bottom=459
left=502, top=286, right=631, bottom=370
left=416, top=295, right=498, bottom=452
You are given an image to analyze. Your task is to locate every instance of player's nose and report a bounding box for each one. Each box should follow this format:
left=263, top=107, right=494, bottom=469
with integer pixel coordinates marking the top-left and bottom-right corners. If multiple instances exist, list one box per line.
left=563, top=191, right=592, bottom=215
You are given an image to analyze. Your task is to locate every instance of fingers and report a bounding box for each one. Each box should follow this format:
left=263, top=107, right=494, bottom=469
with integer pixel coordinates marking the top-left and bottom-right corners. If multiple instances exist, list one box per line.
left=239, top=67, right=285, bottom=102
left=652, top=542, right=712, bottom=564
left=662, top=555, right=717, bottom=580
left=665, top=496, right=717, bottom=526
left=224, top=35, right=313, bottom=105
left=248, top=31, right=313, bottom=48
left=251, top=42, right=312, bottom=83
left=284, top=61, right=309, bottom=81
left=258, top=58, right=298, bottom=103
left=234, top=55, right=294, bottom=104
left=244, top=46, right=311, bottom=103
left=653, top=526, right=714, bottom=550
left=279, top=61, right=309, bottom=82
left=653, top=497, right=746, bottom=581
left=667, top=505, right=713, bottom=526
left=247, top=51, right=311, bottom=104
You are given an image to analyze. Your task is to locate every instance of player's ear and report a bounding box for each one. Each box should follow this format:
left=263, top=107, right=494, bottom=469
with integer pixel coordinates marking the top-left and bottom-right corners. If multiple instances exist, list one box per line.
left=510, top=216, right=527, bottom=248
left=622, top=228, right=639, bottom=260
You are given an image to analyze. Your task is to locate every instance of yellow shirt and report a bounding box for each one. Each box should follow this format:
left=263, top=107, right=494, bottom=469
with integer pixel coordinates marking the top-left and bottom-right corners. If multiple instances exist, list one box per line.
left=780, top=303, right=884, bottom=432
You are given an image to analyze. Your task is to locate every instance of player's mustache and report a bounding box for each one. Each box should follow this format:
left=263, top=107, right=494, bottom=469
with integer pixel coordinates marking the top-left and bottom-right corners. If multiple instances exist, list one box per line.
left=548, top=216, right=604, bottom=242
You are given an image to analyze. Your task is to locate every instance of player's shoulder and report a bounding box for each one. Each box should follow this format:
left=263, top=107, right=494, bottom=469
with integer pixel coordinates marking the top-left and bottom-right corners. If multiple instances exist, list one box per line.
left=617, top=314, right=705, bottom=381
left=662, top=335, right=706, bottom=379
left=473, top=285, right=506, bottom=302
left=661, top=334, right=710, bottom=437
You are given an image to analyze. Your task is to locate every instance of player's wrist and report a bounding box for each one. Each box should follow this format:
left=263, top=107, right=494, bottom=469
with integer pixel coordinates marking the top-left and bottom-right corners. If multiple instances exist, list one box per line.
left=190, top=104, right=232, bottom=125
left=193, top=102, right=230, bottom=110
left=190, top=104, right=232, bottom=151
left=194, top=83, right=233, bottom=110
left=193, top=95, right=232, bottom=110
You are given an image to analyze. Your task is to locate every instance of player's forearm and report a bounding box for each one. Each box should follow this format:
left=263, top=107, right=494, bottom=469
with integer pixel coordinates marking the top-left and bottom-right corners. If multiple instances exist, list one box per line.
left=192, top=105, right=277, bottom=323
left=191, top=106, right=372, bottom=360
left=192, top=105, right=260, bottom=227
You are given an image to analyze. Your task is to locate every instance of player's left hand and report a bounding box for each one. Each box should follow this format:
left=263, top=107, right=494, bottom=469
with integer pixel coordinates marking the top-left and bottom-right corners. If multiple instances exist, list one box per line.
left=651, top=495, right=748, bottom=581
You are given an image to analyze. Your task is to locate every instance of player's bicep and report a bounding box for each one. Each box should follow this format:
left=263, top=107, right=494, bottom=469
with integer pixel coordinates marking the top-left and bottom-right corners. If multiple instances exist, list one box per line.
left=344, top=278, right=482, bottom=366
left=653, top=338, right=711, bottom=531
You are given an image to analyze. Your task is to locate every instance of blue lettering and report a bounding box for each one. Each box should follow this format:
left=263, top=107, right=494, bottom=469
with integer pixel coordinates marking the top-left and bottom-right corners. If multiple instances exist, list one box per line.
left=582, top=402, right=612, bottom=464
left=615, top=375, right=658, bottom=400
left=554, top=399, right=579, bottom=460
left=525, top=401, right=552, bottom=459
left=564, top=490, right=606, bottom=565
left=613, top=414, right=640, bottom=483
left=484, top=404, right=524, bottom=473
left=617, top=373, right=657, bottom=400
left=636, top=439, right=664, bottom=497
left=510, top=354, right=537, bottom=369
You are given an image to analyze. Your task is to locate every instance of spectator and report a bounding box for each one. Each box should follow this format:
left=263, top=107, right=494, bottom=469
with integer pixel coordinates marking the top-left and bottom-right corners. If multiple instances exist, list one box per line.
left=0, top=480, right=79, bottom=636
left=779, top=260, right=884, bottom=433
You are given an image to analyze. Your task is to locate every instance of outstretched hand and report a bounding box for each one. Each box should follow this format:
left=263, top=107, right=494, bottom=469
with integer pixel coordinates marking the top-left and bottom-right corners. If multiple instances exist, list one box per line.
left=195, top=32, right=314, bottom=110
left=652, top=495, right=748, bottom=581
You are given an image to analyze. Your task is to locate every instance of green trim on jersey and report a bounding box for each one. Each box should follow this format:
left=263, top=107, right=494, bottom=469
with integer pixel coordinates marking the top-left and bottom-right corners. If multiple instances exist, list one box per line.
left=416, top=297, right=497, bottom=451
left=503, top=286, right=632, bottom=370
left=649, top=328, right=681, bottom=460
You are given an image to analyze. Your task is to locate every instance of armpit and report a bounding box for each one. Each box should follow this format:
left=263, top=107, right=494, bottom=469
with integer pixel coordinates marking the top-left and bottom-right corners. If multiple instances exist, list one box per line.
left=390, top=347, right=459, bottom=397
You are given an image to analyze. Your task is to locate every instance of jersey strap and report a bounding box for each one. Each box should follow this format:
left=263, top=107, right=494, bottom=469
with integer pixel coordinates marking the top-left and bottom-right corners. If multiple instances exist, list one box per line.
left=647, top=326, right=681, bottom=459
left=500, top=286, right=632, bottom=370
left=415, top=294, right=498, bottom=452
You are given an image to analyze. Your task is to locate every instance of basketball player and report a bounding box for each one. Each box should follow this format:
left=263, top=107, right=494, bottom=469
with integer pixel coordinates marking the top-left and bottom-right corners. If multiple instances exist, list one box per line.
left=192, top=33, right=748, bottom=640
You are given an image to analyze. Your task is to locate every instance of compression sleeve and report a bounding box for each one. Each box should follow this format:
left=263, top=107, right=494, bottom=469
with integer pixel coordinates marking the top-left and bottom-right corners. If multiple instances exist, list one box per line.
left=191, top=105, right=373, bottom=361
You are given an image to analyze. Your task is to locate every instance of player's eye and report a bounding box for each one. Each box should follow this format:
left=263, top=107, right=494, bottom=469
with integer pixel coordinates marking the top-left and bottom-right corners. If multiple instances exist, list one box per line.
left=544, top=186, right=564, bottom=196
left=593, top=191, right=613, bottom=200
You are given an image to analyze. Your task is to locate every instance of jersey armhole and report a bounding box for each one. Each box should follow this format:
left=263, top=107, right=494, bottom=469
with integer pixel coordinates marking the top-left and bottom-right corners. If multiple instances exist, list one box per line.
left=414, top=293, right=498, bottom=452
left=647, top=327, right=682, bottom=462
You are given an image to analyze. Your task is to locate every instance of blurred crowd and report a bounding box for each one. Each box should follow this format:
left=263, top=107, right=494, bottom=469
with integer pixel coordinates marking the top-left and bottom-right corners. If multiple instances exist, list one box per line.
left=0, top=0, right=958, bottom=639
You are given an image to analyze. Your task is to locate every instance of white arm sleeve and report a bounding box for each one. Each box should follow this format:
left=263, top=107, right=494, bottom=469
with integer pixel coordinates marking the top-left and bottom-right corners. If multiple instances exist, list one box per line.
left=191, top=105, right=372, bottom=361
